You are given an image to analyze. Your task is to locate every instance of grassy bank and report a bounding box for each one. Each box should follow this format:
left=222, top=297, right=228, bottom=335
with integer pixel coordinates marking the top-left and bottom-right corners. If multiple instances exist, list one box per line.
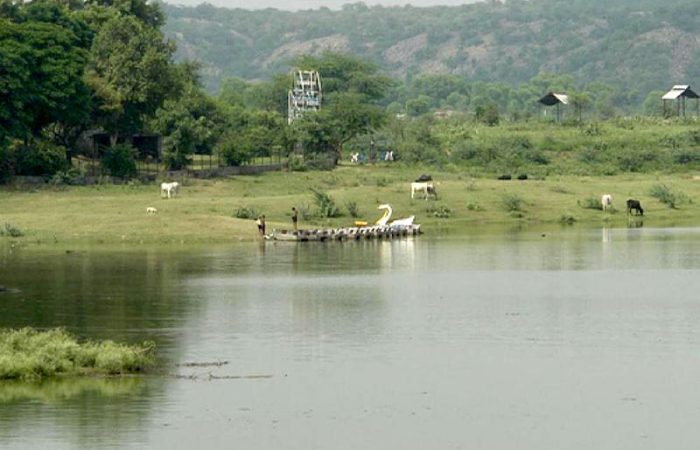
left=1, top=165, right=699, bottom=245
left=0, top=328, right=155, bottom=381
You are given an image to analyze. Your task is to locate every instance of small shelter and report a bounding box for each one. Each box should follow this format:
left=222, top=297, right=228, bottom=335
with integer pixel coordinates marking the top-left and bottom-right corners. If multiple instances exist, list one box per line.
left=662, top=85, right=700, bottom=117
left=538, top=92, right=569, bottom=122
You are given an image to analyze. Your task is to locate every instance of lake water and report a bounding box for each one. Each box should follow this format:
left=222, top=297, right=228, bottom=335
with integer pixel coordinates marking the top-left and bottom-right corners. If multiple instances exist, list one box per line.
left=1, top=225, right=700, bottom=450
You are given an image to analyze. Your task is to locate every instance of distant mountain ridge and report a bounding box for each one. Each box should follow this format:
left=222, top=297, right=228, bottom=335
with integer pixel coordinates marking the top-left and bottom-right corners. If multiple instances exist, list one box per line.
left=162, top=0, right=700, bottom=98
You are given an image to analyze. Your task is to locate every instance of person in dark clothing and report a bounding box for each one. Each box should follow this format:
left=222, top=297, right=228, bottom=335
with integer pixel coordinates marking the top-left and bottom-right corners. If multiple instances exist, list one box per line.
left=292, top=207, right=298, bottom=230
left=256, top=215, right=266, bottom=236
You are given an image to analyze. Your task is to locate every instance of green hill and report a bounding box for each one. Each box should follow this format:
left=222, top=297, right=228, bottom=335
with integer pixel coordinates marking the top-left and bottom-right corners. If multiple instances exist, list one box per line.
left=162, top=0, right=700, bottom=99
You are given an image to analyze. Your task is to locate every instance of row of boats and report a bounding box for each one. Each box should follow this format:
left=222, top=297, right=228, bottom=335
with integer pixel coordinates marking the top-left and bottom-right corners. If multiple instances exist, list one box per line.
left=265, top=204, right=422, bottom=242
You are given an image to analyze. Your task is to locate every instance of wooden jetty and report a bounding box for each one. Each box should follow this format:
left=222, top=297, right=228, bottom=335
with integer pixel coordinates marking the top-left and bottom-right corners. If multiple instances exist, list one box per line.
left=266, top=224, right=422, bottom=242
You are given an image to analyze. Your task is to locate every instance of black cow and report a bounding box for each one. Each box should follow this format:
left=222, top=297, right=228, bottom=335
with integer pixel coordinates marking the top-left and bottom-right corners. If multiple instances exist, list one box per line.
left=626, top=199, right=644, bottom=216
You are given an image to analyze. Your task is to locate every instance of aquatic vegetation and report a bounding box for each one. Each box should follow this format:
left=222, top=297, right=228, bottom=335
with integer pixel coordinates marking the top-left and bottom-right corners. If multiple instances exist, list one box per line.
left=0, top=328, right=155, bottom=381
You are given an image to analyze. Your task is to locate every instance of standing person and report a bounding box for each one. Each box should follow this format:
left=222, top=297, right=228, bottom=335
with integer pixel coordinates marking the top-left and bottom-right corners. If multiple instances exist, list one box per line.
left=256, top=216, right=265, bottom=236
left=291, top=207, right=298, bottom=230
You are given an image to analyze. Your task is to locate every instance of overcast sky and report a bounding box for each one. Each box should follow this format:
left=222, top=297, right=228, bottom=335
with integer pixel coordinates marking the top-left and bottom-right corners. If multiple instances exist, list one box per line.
left=165, top=0, right=481, bottom=10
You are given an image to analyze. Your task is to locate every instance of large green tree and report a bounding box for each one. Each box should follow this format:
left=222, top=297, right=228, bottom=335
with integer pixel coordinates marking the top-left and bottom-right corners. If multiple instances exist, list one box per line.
left=0, top=18, right=89, bottom=143
left=85, top=14, right=177, bottom=142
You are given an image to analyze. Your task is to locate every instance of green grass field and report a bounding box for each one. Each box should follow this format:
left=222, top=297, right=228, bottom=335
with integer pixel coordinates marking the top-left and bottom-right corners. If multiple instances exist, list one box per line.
left=1, top=164, right=699, bottom=245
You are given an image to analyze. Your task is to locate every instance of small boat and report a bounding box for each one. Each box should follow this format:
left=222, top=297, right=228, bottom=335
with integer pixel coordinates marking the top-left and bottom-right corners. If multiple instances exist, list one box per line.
left=265, top=204, right=421, bottom=242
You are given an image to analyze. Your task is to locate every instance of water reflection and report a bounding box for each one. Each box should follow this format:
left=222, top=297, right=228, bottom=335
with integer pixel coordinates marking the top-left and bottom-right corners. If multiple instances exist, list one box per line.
left=0, top=377, right=161, bottom=449
left=0, top=377, right=146, bottom=404
left=1, top=226, right=700, bottom=450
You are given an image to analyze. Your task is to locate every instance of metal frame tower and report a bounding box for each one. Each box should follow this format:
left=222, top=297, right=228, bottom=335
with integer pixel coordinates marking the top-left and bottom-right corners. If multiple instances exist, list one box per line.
left=288, top=70, right=322, bottom=124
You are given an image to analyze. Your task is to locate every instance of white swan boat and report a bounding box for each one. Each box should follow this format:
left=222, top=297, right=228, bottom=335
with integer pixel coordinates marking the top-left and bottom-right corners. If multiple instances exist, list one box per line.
left=266, top=204, right=421, bottom=241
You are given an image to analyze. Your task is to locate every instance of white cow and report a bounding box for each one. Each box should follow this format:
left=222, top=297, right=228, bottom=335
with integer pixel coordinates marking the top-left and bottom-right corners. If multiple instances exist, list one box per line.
left=146, top=207, right=157, bottom=215
left=601, top=194, right=612, bottom=211
left=161, top=182, right=180, bottom=199
left=411, top=182, right=437, bottom=200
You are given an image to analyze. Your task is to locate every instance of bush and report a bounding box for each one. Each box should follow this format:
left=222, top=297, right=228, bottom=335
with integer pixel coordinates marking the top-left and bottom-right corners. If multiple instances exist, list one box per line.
left=15, top=140, right=68, bottom=177
left=102, top=144, right=138, bottom=179
left=49, top=168, right=86, bottom=186
left=288, top=155, right=307, bottom=171
left=559, top=214, right=577, bottom=225
left=501, top=193, right=524, bottom=212
left=233, top=206, right=260, bottom=219
left=345, top=200, right=360, bottom=218
left=475, top=104, right=499, bottom=126
left=0, top=328, right=155, bottom=380
left=672, top=148, right=700, bottom=165
left=1, top=223, right=24, bottom=237
left=649, top=184, right=689, bottom=209
left=310, top=188, right=341, bottom=218
left=466, top=202, right=482, bottom=211
left=0, top=140, right=15, bottom=183
left=580, top=197, right=603, bottom=210
left=426, top=203, right=452, bottom=218
left=218, top=134, right=252, bottom=167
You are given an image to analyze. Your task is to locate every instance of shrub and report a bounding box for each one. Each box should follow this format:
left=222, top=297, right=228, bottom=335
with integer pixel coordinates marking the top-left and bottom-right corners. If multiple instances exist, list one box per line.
left=426, top=203, right=452, bottom=218
left=649, top=184, right=689, bottom=209
left=15, top=140, right=68, bottom=177
left=0, top=140, right=15, bottom=183
left=466, top=202, right=482, bottom=211
left=475, top=104, right=499, bottom=126
left=49, top=168, right=86, bottom=186
left=580, top=197, right=603, bottom=210
left=102, top=144, right=138, bottom=179
left=559, top=214, right=577, bottom=225
left=288, top=155, right=307, bottom=171
left=233, top=206, right=260, bottom=219
left=345, top=200, right=360, bottom=218
left=310, top=188, right=341, bottom=218
left=672, top=148, right=700, bottom=165
left=218, top=133, right=252, bottom=167
left=501, top=193, right=524, bottom=212
left=0, top=328, right=155, bottom=380
left=1, top=223, right=24, bottom=238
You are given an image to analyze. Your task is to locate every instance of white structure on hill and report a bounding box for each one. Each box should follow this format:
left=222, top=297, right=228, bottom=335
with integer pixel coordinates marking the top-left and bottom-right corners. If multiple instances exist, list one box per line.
left=288, top=70, right=322, bottom=124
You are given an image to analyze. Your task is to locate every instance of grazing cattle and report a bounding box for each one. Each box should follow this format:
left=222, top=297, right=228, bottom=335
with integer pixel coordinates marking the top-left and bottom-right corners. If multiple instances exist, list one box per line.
left=146, top=207, right=157, bottom=215
left=411, top=182, right=438, bottom=200
left=160, top=182, right=179, bottom=199
left=601, top=194, right=613, bottom=211
left=626, top=199, right=644, bottom=216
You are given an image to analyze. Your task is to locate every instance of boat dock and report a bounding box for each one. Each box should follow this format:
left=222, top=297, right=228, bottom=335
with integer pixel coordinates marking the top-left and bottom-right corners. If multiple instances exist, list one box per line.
left=266, top=224, right=422, bottom=242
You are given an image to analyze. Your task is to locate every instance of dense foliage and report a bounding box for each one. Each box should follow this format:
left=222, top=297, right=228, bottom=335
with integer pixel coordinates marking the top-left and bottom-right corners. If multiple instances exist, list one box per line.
left=2, top=0, right=700, bottom=182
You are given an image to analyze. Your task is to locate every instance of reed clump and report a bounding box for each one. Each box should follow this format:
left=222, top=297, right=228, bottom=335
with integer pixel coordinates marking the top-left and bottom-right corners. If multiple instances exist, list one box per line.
left=0, top=328, right=155, bottom=381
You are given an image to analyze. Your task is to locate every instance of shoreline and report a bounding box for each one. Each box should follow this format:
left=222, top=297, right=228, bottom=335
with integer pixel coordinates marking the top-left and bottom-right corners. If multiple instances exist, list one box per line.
left=1, top=167, right=699, bottom=246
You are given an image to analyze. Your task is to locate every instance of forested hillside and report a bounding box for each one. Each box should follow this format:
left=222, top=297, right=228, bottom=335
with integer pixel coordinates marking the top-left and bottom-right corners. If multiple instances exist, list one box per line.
left=163, top=0, right=700, bottom=102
